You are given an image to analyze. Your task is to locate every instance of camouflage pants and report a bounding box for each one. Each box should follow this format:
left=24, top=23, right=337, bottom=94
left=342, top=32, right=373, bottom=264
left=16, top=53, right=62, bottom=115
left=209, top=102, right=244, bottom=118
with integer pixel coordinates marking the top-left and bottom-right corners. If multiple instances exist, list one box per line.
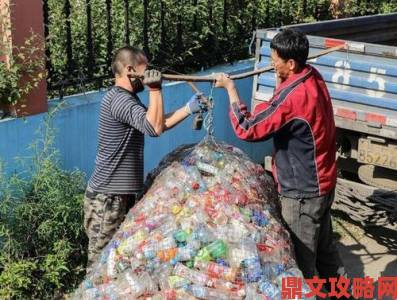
left=83, top=187, right=136, bottom=272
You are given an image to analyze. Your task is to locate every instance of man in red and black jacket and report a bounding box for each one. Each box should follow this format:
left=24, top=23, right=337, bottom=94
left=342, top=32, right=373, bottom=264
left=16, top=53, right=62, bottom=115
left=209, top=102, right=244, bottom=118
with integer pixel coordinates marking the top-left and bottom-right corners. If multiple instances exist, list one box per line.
left=215, top=29, right=346, bottom=282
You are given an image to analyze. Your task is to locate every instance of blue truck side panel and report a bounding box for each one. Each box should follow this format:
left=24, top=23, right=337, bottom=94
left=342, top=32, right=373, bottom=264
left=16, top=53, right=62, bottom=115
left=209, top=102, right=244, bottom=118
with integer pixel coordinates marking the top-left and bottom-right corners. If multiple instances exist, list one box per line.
left=254, top=28, right=397, bottom=113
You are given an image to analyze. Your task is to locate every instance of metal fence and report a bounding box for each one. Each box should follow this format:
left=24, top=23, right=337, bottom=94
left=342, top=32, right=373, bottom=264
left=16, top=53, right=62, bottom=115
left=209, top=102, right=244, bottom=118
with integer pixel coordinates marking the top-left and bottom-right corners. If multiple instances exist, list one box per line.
left=42, top=0, right=333, bottom=98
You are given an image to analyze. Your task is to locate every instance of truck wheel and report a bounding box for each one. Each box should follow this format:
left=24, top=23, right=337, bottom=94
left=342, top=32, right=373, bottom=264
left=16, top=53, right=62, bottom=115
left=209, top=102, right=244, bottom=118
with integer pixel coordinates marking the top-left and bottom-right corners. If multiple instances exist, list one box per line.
left=358, top=164, right=397, bottom=190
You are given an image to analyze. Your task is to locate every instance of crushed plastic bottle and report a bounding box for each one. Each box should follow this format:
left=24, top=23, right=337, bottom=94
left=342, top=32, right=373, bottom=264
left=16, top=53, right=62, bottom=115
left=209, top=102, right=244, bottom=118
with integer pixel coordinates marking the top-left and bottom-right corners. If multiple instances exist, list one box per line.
left=70, top=138, right=302, bottom=299
left=189, top=284, right=243, bottom=300
left=194, top=260, right=237, bottom=282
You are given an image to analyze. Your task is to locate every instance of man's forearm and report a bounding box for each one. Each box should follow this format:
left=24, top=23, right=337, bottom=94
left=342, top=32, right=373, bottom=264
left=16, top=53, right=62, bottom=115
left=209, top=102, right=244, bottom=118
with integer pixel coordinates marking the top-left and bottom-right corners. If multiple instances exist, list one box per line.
left=163, top=106, right=189, bottom=131
left=146, top=90, right=164, bottom=135
left=226, top=85, right=240, bottom=106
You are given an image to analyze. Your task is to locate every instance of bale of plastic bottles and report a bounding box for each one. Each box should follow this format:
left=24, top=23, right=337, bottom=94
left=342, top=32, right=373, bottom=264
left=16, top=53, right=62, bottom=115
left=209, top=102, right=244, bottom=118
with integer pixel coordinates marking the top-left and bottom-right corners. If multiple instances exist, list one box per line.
left=71, top=138, right=310, bottom=299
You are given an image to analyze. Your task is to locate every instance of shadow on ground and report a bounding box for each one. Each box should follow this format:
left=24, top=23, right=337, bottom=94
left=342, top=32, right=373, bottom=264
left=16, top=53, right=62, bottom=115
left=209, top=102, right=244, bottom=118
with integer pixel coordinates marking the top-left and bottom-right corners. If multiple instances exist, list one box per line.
left=332, top=210, right=397, bottom=278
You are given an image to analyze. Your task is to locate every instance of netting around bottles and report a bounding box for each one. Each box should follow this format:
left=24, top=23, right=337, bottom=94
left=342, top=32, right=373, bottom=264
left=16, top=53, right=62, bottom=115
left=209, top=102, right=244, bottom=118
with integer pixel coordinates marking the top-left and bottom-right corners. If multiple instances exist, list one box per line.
left=71, top=137, right=310, bottom=300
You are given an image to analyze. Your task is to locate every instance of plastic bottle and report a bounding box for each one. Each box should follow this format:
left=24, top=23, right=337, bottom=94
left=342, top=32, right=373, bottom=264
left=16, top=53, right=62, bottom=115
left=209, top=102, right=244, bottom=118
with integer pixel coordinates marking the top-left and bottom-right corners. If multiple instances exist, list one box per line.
left=107, top=247, right=117, bottom=278
left=154, top=221, right=179, bottom=238
left=116, top=270, right=156, bottom=298
left=228, top=238, right=259, bottom=269
left=167, top=275, right=190, bottom=289
left=145, top=257, right=161, bottom=272
left=142, top=236, right=177, bottom=256
left=244, top=283, right=265, bottom=300
left=158, top=248, right=178, bottom=262
left=171, top=241, right=200, bottom=263
left=145, top=213, right=169, bottom=231
left=173, top=263, right=212, bottom=286
left=195, top=247, right=212, bottom=263
left=212, top=277, right=243, bottom=292
left=216, top=258, right=230, bottom=267
left=194, top=260, right=237, bottom=282
left=206, top=239, right=228, bottom=259
left=82, top=283, right=117, bottom=300
left=117, top=227, right=149, bottom=256
left=213, top=226, right=237, bottom=244
left=189, top=284, right=243, bottom=300
left=173, top=229, right=189, bottom=243
left=228, top=246, right=247, bottom=268
left=191, top=223, right=215, bottom=244
left=115, top=256, right=130, bottom=273
left=213, top=211, right=229, bottom=225
left=258, top=280, right=280, bottom=299
left=251, top=209, right=269, bottom=227
left=242, top=257, right=263, bottom=283
left=275, top=267, right=316, bottom=300
left=197, top=161, right=219, bottom=175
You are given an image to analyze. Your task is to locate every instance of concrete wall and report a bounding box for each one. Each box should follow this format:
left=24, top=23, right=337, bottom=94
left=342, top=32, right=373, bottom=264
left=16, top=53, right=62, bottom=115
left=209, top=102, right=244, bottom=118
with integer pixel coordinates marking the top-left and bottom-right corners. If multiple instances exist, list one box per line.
left=0, top=60, right=272, bottom=181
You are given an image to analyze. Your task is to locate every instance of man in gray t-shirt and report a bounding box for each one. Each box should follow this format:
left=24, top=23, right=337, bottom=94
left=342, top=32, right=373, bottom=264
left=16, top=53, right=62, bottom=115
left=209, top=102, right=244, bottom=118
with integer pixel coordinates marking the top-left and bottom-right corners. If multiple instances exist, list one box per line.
left=84, top=46, right=206, bottom=271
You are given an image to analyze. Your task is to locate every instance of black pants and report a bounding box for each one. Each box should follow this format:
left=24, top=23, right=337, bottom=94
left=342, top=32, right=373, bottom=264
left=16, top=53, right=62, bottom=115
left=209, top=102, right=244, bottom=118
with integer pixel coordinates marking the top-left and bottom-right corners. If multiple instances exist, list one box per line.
left=280, top=190, right=346, bottom=280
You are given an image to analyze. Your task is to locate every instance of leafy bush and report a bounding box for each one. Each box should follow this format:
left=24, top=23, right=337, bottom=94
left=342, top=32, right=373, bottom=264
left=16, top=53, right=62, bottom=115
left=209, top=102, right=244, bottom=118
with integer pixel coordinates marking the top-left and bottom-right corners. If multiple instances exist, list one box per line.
left=0, top=34, right=46, bottom=107
left=0, top=117, right=87, bottom=299
left=0, top=3, right=46, bottom=107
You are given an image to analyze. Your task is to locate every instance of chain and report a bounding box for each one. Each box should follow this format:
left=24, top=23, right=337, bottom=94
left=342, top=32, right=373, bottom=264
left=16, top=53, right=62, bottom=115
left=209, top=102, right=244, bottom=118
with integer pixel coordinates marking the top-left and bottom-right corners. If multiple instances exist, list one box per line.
left=150, top=63, right=219, bottom=143
left=203, top=81, right=216, bottom=139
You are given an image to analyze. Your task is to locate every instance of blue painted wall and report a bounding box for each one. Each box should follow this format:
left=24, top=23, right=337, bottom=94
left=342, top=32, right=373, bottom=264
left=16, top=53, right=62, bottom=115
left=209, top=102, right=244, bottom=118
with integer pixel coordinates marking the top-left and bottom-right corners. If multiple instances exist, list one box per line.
left=0, top=59, right=272, bottom=180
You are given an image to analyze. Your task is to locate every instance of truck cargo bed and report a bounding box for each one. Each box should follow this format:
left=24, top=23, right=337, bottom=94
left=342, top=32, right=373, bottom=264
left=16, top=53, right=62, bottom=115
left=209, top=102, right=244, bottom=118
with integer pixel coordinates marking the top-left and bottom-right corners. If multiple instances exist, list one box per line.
left=253, top=14, right=397, bottom=138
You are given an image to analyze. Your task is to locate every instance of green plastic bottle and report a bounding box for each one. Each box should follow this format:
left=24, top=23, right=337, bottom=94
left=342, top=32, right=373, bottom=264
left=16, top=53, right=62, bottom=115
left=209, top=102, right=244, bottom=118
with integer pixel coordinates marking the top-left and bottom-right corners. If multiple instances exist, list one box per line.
left=195, top=247, right=212, bottom=263
left=173, top=229, right=189, bottom=243
left=206, top=240, right=228, bottom=259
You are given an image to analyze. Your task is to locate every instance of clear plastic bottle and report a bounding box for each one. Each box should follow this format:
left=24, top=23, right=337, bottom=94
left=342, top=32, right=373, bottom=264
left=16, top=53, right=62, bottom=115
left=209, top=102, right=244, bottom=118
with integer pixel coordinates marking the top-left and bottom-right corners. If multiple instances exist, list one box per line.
left=173, top=263, right=212, bottom=286
left=167, top=275, right=190, bottom=289
left=242, top=257, right=262, bottom=283
left=265, top=262, right=285, bottom=280
left=191, top=223, right=215, bottom=244
left=145, top=213, right=172, bottom=231
left=276, top=267, right=315, bottom=300
left=244, top=283, right=264, bottom=300
left=211, top=277, right=243, bottom=292
left=117, top=227, right=149, bottom=256
left=142, top=236, right=177, bottom=256
left=172, top=241, right=200, bottom=263
left=194, top=260, right=237, bottom=282
left=116, top=270, right=156, bottom=298
left=107, top=247, right=117, bottom=278
left=258, top=280, right=280, bottom=299
left=189, top=284, right=243, bottom=300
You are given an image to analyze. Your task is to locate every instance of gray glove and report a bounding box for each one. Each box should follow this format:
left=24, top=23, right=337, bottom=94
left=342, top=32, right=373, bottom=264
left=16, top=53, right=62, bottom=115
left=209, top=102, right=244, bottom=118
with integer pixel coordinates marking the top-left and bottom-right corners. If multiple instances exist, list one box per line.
left=143, top=69, right=162, bottom=90
left=185, top=93, right=208, bottom=115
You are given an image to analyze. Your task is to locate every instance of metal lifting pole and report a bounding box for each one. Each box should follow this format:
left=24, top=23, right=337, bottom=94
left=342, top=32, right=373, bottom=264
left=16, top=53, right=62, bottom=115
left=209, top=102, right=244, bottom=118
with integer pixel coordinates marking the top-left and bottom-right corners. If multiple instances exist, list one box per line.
left=128, top=44, right=346, bottom=82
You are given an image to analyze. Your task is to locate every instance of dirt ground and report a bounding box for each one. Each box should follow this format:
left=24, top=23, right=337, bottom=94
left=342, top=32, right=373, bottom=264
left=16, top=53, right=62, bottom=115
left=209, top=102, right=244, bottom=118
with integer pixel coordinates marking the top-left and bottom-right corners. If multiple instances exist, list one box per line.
left=332, top=212, right=397, bottom=299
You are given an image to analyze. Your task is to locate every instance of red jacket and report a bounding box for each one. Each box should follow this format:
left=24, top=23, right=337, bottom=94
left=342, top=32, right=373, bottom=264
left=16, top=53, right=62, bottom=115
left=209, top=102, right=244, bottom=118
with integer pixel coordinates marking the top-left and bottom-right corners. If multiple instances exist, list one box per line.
left=229, top=65, right=337, bottom=198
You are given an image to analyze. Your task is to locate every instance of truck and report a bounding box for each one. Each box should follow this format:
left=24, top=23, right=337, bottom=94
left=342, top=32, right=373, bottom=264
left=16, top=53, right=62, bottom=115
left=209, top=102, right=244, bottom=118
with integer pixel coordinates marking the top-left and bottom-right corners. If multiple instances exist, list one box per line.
left=252, top=13, right=397, bottom=227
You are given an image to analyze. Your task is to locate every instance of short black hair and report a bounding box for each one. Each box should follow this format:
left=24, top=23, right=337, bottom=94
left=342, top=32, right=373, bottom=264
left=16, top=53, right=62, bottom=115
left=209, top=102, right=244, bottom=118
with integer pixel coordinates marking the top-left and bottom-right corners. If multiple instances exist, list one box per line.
left=111, top=46, right=147, bottom=75
left=270, top=29, right=309, bottom=68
